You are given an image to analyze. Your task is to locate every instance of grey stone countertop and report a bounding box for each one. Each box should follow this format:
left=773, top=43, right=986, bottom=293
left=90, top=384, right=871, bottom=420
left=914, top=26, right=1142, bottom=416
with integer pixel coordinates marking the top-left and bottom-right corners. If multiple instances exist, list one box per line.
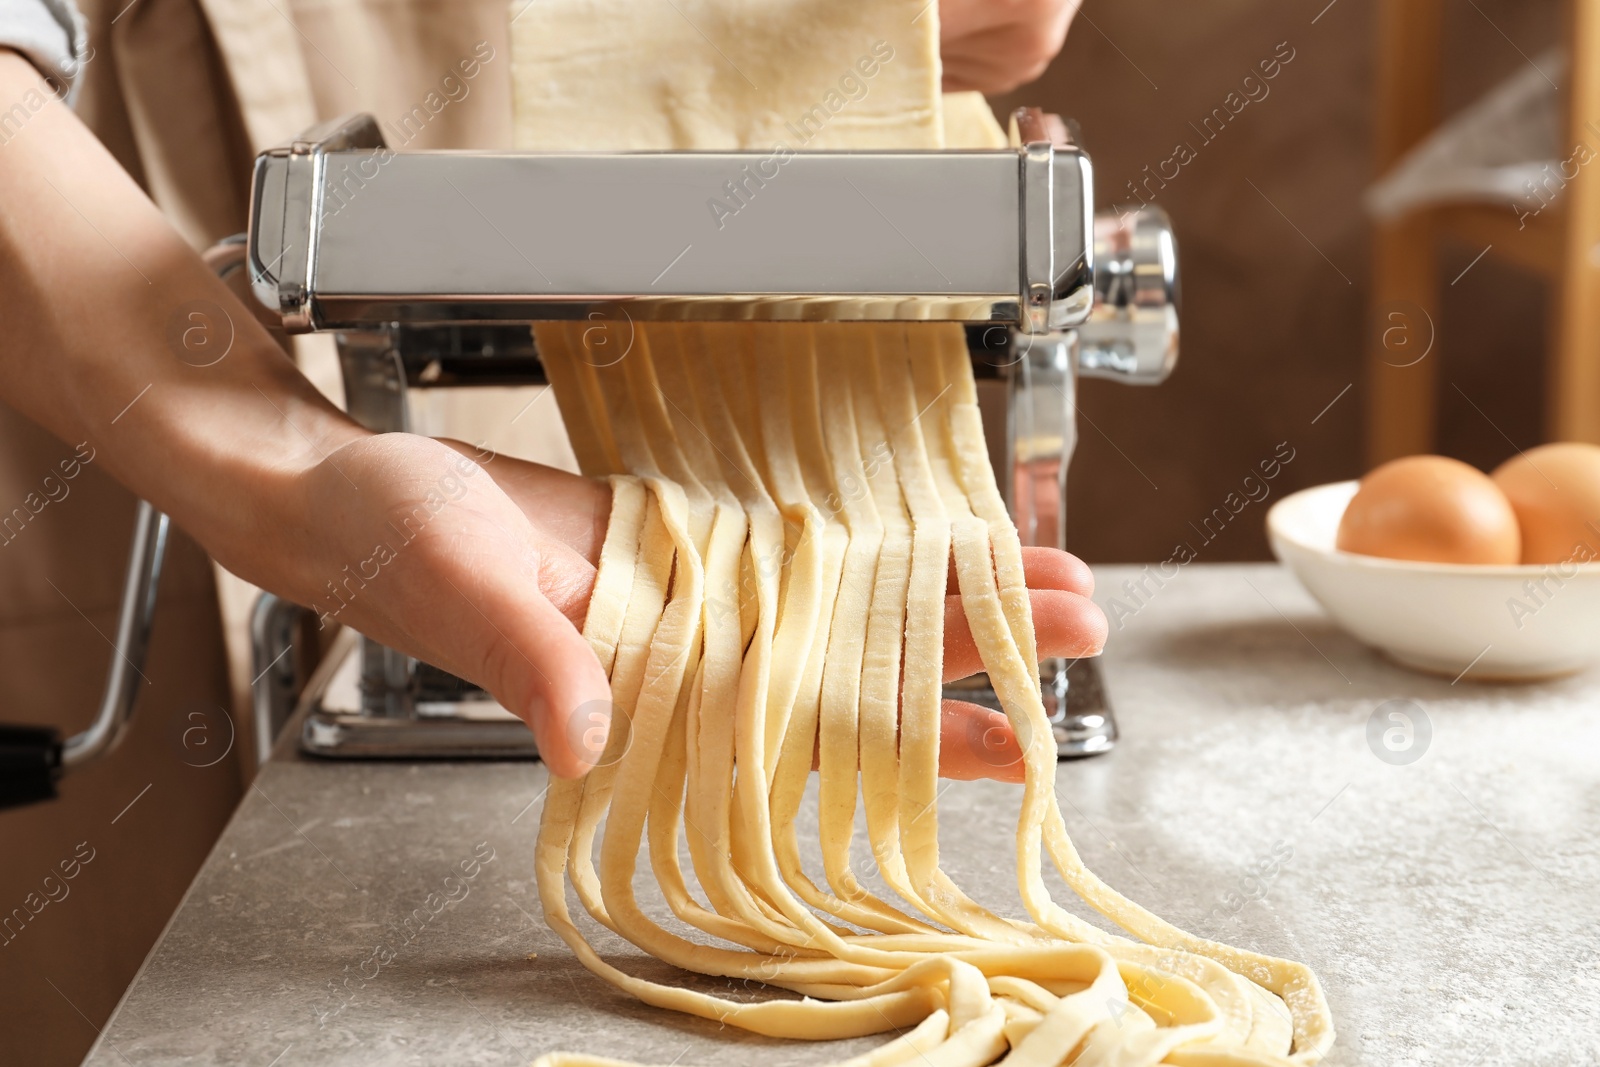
left=85, top=564, right=1600, bottom=1067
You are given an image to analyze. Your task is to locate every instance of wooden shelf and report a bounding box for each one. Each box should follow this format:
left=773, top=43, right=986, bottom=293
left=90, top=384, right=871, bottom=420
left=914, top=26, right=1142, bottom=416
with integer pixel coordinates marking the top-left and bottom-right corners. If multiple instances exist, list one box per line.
left=1432, top=202, right=1566, bottom=278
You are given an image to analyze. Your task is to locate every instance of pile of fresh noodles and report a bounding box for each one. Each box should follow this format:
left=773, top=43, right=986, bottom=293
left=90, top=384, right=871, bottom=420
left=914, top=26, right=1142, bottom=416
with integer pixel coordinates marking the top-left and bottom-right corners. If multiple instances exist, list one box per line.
left=513, top=3, right=1333, bottom=1064
left=528, top=323, right=1332, bottom=1066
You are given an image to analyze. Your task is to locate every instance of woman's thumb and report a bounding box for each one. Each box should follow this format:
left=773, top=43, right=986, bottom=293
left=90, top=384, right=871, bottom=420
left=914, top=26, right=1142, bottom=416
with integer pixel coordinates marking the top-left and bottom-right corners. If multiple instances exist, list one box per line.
left=458, top=568, right=614, bottom=779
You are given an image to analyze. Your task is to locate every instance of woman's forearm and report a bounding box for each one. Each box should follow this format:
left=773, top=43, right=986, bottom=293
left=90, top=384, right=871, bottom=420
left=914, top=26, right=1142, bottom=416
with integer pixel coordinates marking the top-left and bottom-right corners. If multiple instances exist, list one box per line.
left=0, top=51, right=366, bottom=587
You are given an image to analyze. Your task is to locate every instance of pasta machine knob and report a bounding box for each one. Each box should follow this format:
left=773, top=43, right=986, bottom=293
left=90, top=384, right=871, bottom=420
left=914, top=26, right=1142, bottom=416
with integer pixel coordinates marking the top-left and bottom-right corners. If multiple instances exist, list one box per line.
left=1076, top=206, right=1179, bottom=384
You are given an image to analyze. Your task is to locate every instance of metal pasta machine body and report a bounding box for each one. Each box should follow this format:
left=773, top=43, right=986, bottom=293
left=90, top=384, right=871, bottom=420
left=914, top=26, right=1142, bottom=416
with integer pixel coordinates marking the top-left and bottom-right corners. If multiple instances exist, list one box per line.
left=240, top=107, right=1178, bottom=762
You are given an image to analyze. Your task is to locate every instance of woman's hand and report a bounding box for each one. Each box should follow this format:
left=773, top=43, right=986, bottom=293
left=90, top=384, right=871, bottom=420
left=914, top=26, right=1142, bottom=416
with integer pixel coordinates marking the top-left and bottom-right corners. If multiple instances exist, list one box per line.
left=0, top=52, right=624, bottom=779
left=464, top=449, right=1105, bottom=784
left=940, top=0, right=1080, bottom=95
left=938, top=547, right=1104, bottom=782
left=272, top=435, right=612, bottom=778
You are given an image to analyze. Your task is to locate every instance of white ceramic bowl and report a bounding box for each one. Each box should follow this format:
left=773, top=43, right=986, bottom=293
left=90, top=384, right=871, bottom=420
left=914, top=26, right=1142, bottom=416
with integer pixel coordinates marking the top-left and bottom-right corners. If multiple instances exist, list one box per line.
left=1267, top=480, right=1600, bottom=680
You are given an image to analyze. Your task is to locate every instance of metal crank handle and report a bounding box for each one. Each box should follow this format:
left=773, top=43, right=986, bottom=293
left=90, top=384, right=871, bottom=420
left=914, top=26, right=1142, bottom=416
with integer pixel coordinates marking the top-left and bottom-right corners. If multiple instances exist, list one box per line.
left=1076, top=206, right=1179, bottom=385
left=0, top=502, right=168, bottom=808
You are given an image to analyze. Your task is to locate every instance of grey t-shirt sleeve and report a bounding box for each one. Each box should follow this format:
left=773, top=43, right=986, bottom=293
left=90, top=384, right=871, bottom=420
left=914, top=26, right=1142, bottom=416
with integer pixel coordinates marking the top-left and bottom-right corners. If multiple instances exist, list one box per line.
left=0, top=0, right=88, bottom=100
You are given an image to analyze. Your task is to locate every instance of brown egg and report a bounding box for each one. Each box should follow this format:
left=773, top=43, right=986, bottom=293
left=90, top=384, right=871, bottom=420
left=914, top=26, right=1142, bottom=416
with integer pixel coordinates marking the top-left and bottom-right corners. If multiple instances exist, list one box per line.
left=1491, top=442, right=1600, bottom=565
left=1337, top=455, right=1521, bottom=564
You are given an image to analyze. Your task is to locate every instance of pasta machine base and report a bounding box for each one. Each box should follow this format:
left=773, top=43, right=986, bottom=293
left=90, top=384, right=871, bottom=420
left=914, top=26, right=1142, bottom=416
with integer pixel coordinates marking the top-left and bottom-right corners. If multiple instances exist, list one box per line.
left=290, top=633, right=1115, bottom=760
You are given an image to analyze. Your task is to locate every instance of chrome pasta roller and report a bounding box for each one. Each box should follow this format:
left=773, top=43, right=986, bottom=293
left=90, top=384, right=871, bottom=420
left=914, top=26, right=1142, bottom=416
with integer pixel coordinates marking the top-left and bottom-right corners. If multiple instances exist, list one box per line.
left=251, top=109, right=1092, bottom=331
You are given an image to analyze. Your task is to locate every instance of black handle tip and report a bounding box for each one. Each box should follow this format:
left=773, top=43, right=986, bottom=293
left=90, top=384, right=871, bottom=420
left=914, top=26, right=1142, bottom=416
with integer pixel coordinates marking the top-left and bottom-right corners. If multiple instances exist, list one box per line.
left=0, top=725, right=63, bottom=810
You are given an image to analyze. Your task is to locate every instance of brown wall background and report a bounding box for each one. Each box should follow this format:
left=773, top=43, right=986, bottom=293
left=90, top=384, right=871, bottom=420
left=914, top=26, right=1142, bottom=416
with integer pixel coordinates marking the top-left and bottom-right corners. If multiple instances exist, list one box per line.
left=997, top=0, right=1565, bottom=564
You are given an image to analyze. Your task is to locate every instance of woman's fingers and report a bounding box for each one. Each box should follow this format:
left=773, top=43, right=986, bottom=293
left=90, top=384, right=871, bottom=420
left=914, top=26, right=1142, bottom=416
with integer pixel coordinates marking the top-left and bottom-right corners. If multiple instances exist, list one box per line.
left=403, top=538, right=612, bottom=779
left=436, top=439, right=612, bottom=565
left=812, top=699, right=1026, bottom=783
left=941, top=26, right=1054, bottom=95
left=489, top=583, right=615, bottom=779
left=938, top=700, right=1027, bottom=782
left=939, top=0, right=1079, bottom=95
left=942, top=587, right=1106, bottom=682
left=1019, top=547, right=1095, bottom=597
left=302, top=435, right=614, bottom=780
left=945, top=546, right=1094, bottom=598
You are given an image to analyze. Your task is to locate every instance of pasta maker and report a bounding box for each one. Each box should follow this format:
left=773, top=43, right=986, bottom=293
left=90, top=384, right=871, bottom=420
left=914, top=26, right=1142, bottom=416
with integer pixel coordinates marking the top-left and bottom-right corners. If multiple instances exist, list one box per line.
left=0, top=106, right=1177, bottom=805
